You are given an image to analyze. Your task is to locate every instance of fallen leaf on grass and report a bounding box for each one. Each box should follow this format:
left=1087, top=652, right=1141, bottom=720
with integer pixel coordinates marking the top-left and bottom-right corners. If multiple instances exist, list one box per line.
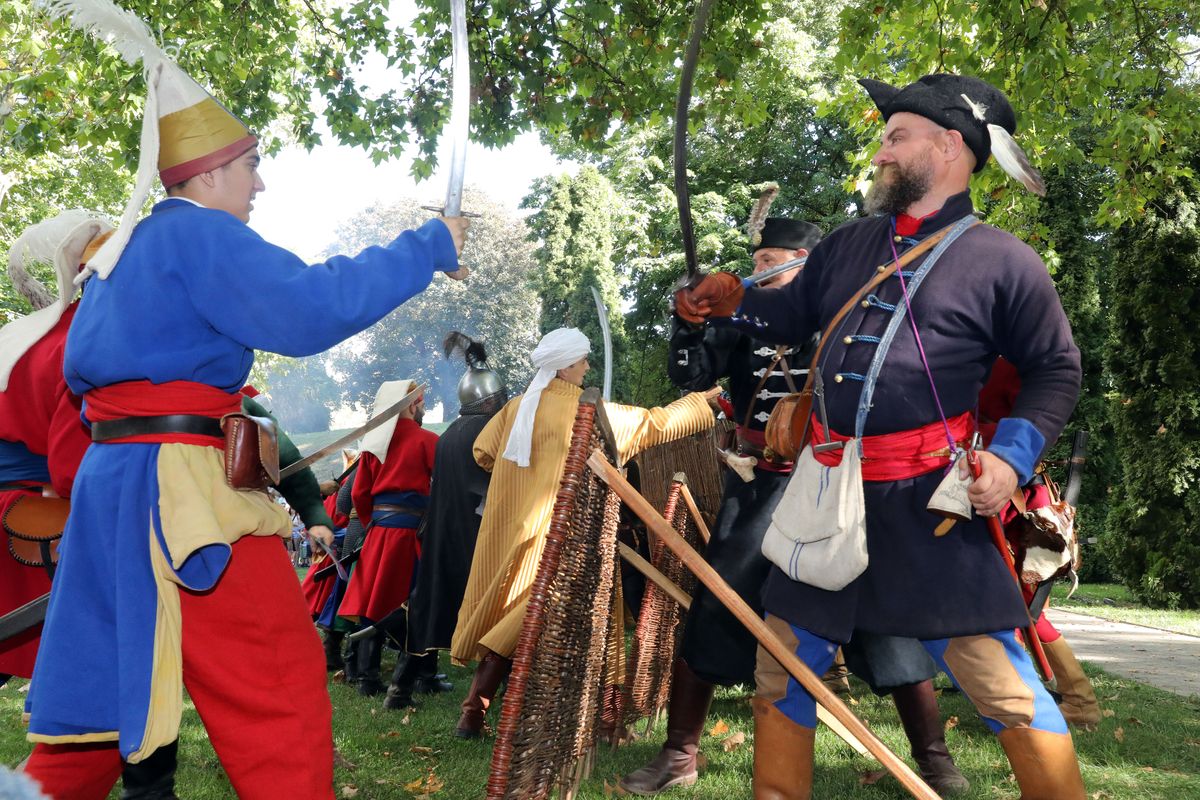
left=1140, top=766, right=1155, bottom=772
left=696, top=752, right=709, bottom=771
left=859, top=769, right=888, bottom=786
left=382, top=731, right=402, bottom=738
left=944, top=715, right=959, bottom=732
left=721, top=731, right=746, bottom=752
left=410, top=746, right=435, bottom=755
left=1090, top=791, right=1112, bottom=799
left=1102, top=709, right=1115, bottom=718
left=1114, top=727, right=1124, bottom=743
left=404, top=770, right=445, bottom=795
left=1127, top=717, right=1144, bottom=726
left=340, top=786, right=359, bottom=798
left=402, top=711, right=413, bottom=725
left=709, top=720, right=730, bottom=736
left=603, top=779, right=629, bottom=797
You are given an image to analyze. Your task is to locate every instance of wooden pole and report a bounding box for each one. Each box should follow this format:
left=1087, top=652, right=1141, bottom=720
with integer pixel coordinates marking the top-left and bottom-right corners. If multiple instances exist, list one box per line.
left=677, top=480, right=712, bottom=545
left=590, top=450, right=939, bottom=800
left=965, top=450, right=1054, bottom=682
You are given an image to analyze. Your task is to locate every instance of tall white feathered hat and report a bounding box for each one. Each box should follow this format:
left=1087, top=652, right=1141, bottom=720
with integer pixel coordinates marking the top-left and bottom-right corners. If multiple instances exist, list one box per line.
left=0, top=210, right=113, bottom=390
left=37, top=0, right=257, bottom=281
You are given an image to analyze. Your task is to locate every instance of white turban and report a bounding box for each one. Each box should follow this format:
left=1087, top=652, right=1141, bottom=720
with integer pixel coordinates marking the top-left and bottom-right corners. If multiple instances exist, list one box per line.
left=501, top=328, right=591, bottom=467
left=359, top=379, right=417, bottom=463
left=0, top=210, right=113, bottom=391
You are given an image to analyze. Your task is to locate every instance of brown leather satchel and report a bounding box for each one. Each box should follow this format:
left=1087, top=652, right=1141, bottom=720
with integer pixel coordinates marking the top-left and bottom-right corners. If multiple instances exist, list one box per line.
left=764, top=223, right=966, bottom=461
left=4, top=494, right=70, bottom=572
left=220, top=413, right=281, bottom=491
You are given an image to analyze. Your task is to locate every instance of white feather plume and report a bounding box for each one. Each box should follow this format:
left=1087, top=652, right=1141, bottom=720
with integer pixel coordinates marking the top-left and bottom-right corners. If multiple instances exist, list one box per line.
left=988, top=123, right=1046, bottom=196
left=36, top=0, right=169, bottom=70
left=960, top=93, right=989, bottom=122
left=36, top=0, right=175, bottom=280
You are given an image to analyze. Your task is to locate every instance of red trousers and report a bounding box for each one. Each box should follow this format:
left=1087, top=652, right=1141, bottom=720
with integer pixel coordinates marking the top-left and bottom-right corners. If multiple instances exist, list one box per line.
left=25, top=535, right=334, bottom=799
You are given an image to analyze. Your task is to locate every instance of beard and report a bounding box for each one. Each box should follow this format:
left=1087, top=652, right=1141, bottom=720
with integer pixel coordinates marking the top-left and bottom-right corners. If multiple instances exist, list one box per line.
left=864, top=149, right=935, bottom=216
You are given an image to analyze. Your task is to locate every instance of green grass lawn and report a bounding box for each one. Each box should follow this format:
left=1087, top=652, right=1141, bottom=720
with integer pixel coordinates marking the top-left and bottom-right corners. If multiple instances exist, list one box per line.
left=5, top=654, right=1200, bottom=799
left=1052, top=583, right=1200, bottom=637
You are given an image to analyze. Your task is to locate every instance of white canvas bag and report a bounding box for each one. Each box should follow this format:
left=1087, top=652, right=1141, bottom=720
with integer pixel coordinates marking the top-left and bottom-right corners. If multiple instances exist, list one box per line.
left=761, top=440, right=867, bottom=591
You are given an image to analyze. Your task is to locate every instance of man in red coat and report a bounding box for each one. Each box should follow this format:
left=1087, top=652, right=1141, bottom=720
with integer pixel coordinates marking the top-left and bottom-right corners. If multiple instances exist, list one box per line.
left=337, top=380, right=437, bottom=695
left=0, top=211, right=109, bottom=683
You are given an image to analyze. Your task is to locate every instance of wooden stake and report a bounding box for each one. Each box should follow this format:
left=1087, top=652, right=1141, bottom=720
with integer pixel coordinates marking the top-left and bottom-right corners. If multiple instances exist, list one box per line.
left=677, top=480, right=712, bottom=545
left=590, top=450, right=938, bottom=800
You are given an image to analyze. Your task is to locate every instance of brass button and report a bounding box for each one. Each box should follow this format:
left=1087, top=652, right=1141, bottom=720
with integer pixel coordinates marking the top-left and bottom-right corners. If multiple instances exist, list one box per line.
left=894, top=235, right=903, bottom=242
left=834, top=374, right=844, bottom=383
left=877, top=265, right=887, bottom=273
left=861, top=299, right=870, bottom=308
left=843, top=336, right=852, bottom=345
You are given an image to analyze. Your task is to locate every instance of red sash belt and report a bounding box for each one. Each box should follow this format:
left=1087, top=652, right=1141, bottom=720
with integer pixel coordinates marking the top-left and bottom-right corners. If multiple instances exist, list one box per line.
left=84, top=380, right=240, bottom=447
left=811, top=411, right=975, bottom=481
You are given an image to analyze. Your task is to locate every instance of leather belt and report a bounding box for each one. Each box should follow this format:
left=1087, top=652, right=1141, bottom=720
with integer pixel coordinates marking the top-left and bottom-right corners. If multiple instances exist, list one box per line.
left=91, top=415, right=224, bottom=443
left=373, top=504, right=425, bottom=516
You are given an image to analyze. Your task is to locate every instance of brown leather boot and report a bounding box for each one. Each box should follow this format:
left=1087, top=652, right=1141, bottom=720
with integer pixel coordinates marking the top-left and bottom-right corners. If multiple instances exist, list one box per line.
left=454, top=650, right=512, bottom=738
left=891, top=679, right=970, bottom=796
left=619, top=659, right=715, bottom=795
left=1042, top=637, right=1101, bottom=728
left=752, top=698, right=814, bottom=800
left=820, top=648, right=851, bottom=696
left=998, top=727, right=1086, bottom=799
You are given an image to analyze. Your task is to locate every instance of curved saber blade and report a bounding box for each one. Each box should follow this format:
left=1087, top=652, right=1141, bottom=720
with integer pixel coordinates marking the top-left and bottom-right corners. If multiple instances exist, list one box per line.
left=590, top=286, right=613, bottom=401
left=443, top=0, right=469, bottom=217
left=748, top=254, right=808, bottom=286
left=674, top=0, right=719, bottom=286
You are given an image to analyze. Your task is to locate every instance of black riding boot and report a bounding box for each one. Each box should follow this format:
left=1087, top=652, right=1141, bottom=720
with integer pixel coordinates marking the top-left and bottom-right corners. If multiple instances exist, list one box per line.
left=120, top=739, right=179, bottom=799
left=414, top=651, right=453, bottom=694
left=356, top=630, right=386, bottom=696
left=322, top=629, right=345, bottom=672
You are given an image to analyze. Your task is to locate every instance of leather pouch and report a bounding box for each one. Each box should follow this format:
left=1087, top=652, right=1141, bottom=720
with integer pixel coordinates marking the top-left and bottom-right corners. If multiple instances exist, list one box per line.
left=4, top=494, right=70, bottom=570
left=220, top=413, right=280, bottom=491
left=764, top=391, right=812, bottom=462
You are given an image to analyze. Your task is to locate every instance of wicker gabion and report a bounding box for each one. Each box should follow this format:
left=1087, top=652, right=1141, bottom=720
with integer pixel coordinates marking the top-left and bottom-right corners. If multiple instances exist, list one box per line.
left=623, top=477, right=702, bottom=727
left=487, top=393, right=623, bottom=800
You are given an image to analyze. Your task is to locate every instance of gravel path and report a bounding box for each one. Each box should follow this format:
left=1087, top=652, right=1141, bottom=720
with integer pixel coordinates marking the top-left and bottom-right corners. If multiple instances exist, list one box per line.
left=1046, top=607, right=1200, bottom=697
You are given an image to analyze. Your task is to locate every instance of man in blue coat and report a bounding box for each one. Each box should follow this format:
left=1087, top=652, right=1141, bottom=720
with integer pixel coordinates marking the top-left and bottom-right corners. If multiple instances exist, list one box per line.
left=676, top=74, right=1085, bottom=799
left=23, top=31, right=468, bottom=800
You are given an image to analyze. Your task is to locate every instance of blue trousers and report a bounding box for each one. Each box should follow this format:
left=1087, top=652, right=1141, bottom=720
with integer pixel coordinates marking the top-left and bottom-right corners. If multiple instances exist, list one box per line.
left=755, top=614, right=1067, bottom=735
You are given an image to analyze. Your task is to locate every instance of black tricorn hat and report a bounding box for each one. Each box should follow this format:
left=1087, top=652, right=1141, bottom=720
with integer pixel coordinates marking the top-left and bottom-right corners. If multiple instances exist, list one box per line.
left=858, top=74, right=1017, bottom=174
left=754, top=218, right=823, bottom=252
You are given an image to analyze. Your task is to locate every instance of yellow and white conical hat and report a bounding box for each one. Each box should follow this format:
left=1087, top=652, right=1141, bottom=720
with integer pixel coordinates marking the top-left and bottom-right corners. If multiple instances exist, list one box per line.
left=38, top=0, right=257, bottom=281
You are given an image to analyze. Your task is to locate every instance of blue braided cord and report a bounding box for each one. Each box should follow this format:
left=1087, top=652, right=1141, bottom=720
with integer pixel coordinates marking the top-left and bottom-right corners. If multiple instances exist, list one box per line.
left=836, top=372, right=866, bottom=382
left=863, top=294, right=897, bottom=312
left=848, top=335, right=882, bottom=344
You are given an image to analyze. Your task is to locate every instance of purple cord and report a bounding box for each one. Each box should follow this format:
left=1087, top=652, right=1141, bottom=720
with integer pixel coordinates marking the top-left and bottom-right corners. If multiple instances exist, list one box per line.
left=889, top=223, right=958, bottom=455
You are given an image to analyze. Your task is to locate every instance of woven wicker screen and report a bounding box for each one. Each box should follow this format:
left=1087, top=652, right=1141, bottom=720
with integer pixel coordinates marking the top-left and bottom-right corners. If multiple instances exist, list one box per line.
left=624, top=477, right=700, bottom=727
left=633, top=426, right=725, bottom=530
left=486, top=392, right=624, bottom=800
